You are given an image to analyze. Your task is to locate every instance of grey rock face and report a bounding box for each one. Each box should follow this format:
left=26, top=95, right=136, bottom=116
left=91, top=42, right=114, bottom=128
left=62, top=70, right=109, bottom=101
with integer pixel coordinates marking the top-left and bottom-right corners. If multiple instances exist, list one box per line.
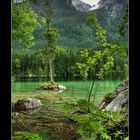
left=15, top=98, right=42, bottom=111
left=105, top=90, right=128, bottom=112
left=100, top=80, right=128, bottom=112
left=71, top=0, right=104, bottom=12
left=71, top=0, right=128, bottom=18
left=113, top=80, right=128, bottom=95
left=101, top=0, right=127, bottom=17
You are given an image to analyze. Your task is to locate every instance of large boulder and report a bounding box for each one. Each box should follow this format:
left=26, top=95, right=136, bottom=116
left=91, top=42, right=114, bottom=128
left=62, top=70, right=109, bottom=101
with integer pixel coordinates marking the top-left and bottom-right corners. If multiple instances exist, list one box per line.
left=100, top=80, right=128, bottom=112
left=112, top=79, right=128, bottom=95
left=105, top=89, right=128, bottom=112
left=14, top=98, right=42, bottom=111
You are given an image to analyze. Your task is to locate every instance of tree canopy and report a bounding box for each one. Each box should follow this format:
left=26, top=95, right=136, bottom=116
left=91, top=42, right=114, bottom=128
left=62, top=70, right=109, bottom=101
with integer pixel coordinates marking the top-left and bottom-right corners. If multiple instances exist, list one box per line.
left=12, top=1, right=46, bottom=48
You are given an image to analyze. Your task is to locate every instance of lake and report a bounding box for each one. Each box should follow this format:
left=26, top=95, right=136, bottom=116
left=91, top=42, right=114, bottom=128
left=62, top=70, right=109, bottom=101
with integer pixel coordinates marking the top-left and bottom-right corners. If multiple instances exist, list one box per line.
left=12, top=80, right=122, bottom=104
left=12, top=79, right=123, bottom=139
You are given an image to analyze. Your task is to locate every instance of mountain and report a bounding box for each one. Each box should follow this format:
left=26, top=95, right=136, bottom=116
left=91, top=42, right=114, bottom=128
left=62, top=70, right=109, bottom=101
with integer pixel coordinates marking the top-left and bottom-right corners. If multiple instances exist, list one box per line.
left=29, top=0, right=128, bottom=49
left=68, top=0, right=128, bottom=18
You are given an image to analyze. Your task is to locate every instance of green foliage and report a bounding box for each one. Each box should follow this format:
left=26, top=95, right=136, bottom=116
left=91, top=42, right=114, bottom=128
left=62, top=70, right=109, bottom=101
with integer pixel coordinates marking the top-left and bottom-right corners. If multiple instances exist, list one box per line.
left=87, top=12, right=108, bottom=47
left=64, top=99, right=128, bottom=140
left=80, top=49, right=89, bottom=59
left=101, top=132, right=111, bottom=140
left=123, top=63, right=128, bottom=79
left=12, top=1, right=46, bottom=48
left=118, top=6, right=128, bottom=37
left=43, top=28, right=59, bottom=48
left=12, top=131, right=44, bottom=140
left=12, top=46, right=127, bottom=80
left=77, top=12, right=116, bottom=80
left=43, top=0, right=59, bottom=49
left=124, top=136, right=129, bottom=140
left=12, top=1, right=128, bottom=79
left=13, top=58, right=21, bottom=69
left=42, top=1, right=60, bottom=82
left=86, top=12, right=98, bottom=27
left=12, top=44, right=127, bottom=79
left=29, top=0, right=127, bottom=49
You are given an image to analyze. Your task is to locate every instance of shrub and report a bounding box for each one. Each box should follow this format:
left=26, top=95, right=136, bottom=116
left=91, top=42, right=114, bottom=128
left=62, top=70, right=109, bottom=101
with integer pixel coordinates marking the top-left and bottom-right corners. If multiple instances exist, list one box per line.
left=12, top=131, right=44, bottom=140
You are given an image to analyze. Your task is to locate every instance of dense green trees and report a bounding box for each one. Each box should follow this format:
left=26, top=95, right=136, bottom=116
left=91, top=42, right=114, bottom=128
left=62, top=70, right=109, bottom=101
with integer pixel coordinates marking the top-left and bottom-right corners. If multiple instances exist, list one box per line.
left=12, top=0, right=45, bottom=48
left=118, top=6, right=128, bottom=38
left=12, top=46, right=127, bottom=80
left=12, top=0, right=128, bottom=81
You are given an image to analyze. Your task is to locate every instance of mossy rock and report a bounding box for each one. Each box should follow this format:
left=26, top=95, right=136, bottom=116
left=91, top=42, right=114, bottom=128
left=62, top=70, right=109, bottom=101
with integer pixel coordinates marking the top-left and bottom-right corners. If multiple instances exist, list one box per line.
left=40, top=81, right=66, bottom=91
left=99, top=93, right=116, bottom=109
left=99, top=80, right=128, bottom=112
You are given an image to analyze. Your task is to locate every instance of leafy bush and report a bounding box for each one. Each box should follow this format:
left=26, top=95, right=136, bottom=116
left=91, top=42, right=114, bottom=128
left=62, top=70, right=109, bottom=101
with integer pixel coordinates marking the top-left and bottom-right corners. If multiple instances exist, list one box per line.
left=12, top=131, right=44, bottom=140
left=64, top=99, right=128, bottom=140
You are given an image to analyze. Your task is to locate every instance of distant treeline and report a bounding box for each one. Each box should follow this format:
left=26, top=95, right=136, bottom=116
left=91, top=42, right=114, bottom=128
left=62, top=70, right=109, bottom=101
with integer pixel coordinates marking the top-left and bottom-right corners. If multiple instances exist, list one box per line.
left=12, top=42, right=128, bottom=80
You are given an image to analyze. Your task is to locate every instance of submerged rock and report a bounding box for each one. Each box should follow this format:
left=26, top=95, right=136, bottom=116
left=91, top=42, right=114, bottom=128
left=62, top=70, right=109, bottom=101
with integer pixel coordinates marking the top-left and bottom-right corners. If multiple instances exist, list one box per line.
left=15, top=98, right=42, bottom=111
left=12, top=96, right=81, bottom=140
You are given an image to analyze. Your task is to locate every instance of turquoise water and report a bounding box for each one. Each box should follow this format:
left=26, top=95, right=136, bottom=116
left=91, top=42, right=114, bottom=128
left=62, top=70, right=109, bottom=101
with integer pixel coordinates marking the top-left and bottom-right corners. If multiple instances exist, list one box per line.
left=59, top=80, right=122, bottom=103
left=12, top=80, right=123, bottom=139
left=12, top=80, right=122, bottom=103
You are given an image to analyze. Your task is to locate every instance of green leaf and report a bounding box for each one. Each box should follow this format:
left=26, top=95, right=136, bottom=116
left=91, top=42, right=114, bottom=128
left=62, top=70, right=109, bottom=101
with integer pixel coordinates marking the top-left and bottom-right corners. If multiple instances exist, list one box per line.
left=101, top=132, right=111, bottom=140
left=124, top=136, right=129, bottom=140
left=77, top=127, right=84, bottom=135
left=12, top=131, right=44, bottom=140
left=120, top=49, right=127, bottom=56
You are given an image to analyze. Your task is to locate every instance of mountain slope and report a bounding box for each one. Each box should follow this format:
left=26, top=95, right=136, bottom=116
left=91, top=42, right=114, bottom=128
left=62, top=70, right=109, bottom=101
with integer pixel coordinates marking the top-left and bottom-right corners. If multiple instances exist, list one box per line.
left=30, top=0, right=128, bottom=49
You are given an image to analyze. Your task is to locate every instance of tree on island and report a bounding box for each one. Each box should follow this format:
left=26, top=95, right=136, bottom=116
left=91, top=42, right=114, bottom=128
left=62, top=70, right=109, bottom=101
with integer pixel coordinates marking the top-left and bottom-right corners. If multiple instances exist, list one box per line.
left=43, top=0, right=59, bottom=82
left=40, top=1, right=66, bottom=90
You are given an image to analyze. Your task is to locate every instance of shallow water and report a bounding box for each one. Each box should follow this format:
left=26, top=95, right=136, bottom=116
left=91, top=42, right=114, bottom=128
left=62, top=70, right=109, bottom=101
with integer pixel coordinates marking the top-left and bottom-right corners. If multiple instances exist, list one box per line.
left=12, top=94, right=79, bottom=140
left=12, top=80, right=122, bottom=140
left=12, top=80, right=122, bottom=103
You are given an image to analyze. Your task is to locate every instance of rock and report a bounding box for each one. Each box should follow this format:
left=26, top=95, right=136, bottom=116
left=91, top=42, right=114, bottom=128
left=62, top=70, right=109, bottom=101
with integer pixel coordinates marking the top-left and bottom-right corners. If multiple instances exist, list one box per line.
left=12, top=112, right=20, bottom=118
left=100, top=80, right=128, bottom=112
left=113, top=80, right=128, bottom=95
left=99, top=93, right=116, bottom=110
left=58, top=85, right=67, bottom=90
left=15, top=98, right=42, bottom=111
left=40, top=82, right=67, bottom=91
left=72, top=109, right=89, bottom=115
left=105, top=89, right=128, bottom=112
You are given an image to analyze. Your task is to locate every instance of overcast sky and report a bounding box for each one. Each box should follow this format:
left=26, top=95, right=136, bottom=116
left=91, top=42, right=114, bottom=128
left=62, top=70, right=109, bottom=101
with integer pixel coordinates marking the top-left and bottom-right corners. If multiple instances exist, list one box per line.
left=80, top=0, right=100, bottom=6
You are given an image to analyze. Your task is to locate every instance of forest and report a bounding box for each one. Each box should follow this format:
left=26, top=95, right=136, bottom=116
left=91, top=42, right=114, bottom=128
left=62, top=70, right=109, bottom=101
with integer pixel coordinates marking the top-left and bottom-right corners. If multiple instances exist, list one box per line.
left=12, top=0, right=128, bottom=140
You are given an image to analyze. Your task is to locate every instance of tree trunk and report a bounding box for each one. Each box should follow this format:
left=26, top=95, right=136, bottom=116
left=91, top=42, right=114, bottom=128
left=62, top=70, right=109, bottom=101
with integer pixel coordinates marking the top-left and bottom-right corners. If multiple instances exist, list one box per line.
left=49, top=58, right=53, bottom=82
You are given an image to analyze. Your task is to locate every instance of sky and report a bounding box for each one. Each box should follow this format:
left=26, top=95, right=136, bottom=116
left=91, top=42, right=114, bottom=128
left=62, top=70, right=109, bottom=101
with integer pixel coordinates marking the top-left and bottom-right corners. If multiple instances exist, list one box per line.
left=80, top=0, right=100, bottom=6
